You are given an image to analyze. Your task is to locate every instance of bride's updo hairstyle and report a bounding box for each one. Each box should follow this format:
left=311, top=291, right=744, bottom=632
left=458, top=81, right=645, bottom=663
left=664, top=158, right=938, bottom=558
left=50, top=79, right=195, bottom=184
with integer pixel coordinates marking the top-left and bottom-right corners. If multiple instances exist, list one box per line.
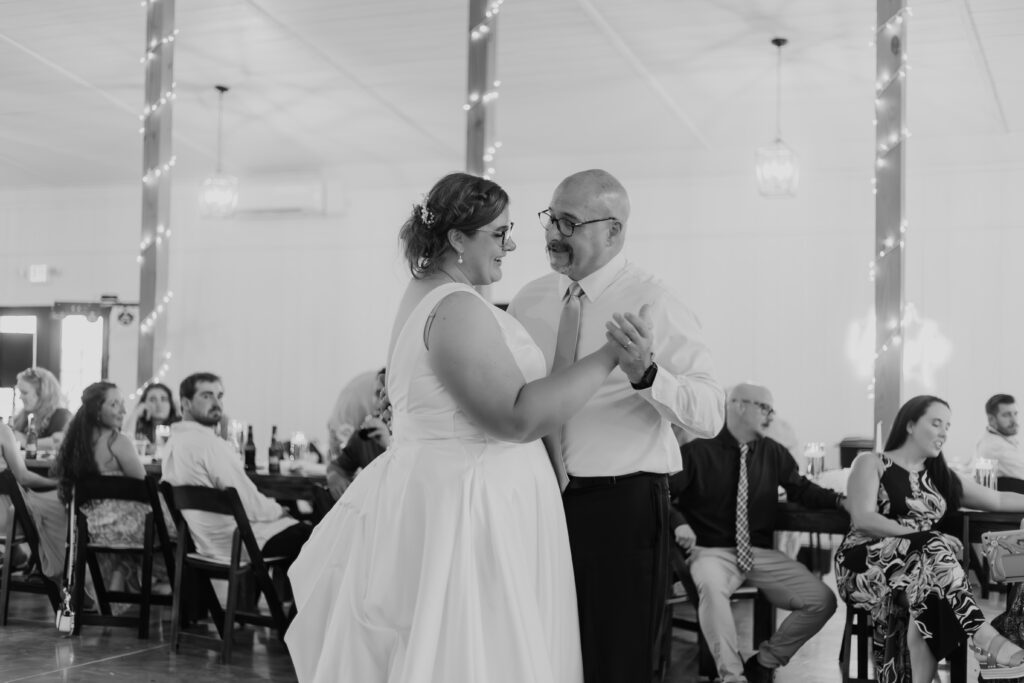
left=400, top=172, right=509, bottom=278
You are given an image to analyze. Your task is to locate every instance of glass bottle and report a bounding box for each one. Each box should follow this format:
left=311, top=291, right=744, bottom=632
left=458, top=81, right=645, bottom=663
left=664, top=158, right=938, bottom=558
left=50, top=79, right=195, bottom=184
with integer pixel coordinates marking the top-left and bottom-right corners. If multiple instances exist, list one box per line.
left=244, top=425, right=257, bottom=472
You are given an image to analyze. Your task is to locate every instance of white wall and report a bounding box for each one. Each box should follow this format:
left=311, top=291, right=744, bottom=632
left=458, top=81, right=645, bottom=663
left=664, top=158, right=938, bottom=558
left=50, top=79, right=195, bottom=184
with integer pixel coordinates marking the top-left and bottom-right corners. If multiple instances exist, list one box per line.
left=1, top=149, right=1021, bottom=467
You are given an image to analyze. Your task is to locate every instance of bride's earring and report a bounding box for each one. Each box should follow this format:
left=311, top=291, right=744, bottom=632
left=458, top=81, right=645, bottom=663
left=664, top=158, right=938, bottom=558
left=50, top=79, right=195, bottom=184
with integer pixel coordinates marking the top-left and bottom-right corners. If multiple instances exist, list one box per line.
left=457, top=252, right=463, bottom=264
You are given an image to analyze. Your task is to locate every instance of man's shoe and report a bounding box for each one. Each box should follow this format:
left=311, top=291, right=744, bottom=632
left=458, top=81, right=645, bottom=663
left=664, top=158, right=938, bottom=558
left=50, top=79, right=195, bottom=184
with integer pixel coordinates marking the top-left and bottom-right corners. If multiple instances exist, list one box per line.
left=743, top=654, right=775, bottom=682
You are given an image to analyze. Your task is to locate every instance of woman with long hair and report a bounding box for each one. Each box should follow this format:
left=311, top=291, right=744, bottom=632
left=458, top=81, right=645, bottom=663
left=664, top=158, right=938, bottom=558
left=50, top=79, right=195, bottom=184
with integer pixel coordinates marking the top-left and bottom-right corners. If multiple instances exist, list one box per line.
left=122, top=382, right=181, bottom=448
left=286, top=172, right=634, bottom=683
left=52, top=381, right=170, bottom=610
left=0, top=420, right=64, bottom=577
left=836, top=395, right=1024, bottom=681
left=12, top=367, right=71, bottom=452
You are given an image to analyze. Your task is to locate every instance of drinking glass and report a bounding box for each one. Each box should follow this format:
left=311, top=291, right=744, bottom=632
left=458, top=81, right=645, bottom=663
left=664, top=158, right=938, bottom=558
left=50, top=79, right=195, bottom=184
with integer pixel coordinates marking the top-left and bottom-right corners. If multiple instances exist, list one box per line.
left=155, top=425, right=171, bottom=446
left=974, top=457, right=997, bottom=490
left=804, top=442, right=825, bottom=480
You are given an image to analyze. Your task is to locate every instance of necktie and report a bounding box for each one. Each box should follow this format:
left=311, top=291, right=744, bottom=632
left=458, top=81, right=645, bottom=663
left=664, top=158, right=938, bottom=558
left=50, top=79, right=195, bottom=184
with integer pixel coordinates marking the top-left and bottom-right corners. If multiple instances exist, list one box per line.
left=545, top=282, right=583, bottom=490
left=735, top=442, right=754, bottom=572
left=552, top=282, right=584, bottom=370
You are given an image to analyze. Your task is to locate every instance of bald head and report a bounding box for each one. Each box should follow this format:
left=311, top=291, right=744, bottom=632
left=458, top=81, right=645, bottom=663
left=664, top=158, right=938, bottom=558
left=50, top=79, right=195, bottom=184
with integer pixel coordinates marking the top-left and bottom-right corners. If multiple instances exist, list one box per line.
left=545, top=169, right=631, bottom=281
left=555, top=169, right=631, bottom=223
left=726, top=383, right=775, bottom=443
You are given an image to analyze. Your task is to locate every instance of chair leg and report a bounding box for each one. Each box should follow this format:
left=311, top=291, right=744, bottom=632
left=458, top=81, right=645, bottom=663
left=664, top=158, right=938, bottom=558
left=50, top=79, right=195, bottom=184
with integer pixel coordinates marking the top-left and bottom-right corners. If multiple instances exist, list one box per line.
left=0, top=524, right=14, bottom=626
left=169, top=539, right=187, bottom=653
left=138, top=522, right=155, bottom=639
left=71, top=536, right=87, bottom=636
left=221, top=572, right=241, bottom=664
left=86, top=552, right=111, bottom=616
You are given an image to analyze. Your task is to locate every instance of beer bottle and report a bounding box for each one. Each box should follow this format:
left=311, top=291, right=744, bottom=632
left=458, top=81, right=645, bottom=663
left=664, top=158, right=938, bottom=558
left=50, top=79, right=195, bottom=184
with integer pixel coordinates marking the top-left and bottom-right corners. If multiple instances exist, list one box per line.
left=244, top=425, right=257, bottom=472
left=268, top=425, right=282, bottom=474
left=25, top=414, right=38, bottom=459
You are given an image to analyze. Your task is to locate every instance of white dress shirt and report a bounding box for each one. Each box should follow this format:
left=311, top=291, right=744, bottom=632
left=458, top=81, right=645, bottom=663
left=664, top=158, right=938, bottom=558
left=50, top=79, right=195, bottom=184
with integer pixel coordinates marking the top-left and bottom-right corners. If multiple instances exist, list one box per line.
left=161, top=421, right=297, bottom=561
left=509, top=253, right=724, bottom=476
left=975, top=426, right=1024, bottom=480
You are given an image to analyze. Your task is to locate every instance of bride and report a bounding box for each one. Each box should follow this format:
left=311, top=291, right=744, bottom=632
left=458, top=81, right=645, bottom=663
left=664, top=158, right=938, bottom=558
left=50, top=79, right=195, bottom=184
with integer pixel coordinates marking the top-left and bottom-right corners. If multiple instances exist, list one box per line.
left=286, top=172, right=629, bottom=683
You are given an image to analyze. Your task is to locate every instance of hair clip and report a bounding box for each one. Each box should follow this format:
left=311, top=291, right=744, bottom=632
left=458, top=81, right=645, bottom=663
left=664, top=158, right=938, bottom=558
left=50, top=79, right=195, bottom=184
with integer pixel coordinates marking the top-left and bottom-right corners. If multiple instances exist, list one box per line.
left=416, top=194, right=437, bottom=227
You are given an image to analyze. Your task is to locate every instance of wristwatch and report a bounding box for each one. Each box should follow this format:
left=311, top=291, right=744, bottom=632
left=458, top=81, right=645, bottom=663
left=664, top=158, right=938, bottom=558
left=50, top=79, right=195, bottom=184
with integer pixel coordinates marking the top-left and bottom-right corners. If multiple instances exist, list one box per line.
left=630, top=361, right=658, bottom=390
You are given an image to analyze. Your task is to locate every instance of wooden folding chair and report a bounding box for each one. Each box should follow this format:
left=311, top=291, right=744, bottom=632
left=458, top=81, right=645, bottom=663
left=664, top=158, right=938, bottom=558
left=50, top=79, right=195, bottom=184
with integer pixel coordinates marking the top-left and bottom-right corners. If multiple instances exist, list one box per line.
left=0, top=470, right=61, bottom=623
left=70, top=475, right=175, bottom=638
left=161, top=482, right=291, bottom=664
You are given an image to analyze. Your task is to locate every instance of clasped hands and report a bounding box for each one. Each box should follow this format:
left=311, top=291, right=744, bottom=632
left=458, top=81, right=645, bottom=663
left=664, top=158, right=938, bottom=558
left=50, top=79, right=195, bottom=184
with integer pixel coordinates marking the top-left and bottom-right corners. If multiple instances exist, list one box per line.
left=604, top=304, right=654, bottom=383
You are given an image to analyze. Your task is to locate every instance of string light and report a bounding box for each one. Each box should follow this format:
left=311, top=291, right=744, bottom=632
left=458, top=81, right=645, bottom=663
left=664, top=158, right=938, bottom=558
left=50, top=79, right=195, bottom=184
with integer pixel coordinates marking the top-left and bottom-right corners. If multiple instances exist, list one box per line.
left=142, top=155, right=176, bottom=184
left=465, top=2, right=505, bottom=179
left=129, top=351, right=173, bottom=401
left=136, top=0, right=174, bottom=391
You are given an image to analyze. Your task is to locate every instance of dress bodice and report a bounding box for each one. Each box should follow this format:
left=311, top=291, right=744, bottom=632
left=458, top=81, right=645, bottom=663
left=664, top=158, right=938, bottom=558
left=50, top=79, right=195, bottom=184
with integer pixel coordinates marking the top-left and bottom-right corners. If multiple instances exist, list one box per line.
left=386, top=282, right=546, bottom=443
left=841, top=453, right=948, bottom=549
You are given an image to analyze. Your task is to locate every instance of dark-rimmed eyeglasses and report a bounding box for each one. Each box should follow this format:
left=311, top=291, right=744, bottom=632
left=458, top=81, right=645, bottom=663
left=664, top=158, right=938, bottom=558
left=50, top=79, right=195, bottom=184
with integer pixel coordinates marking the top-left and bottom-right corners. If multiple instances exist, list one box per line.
left=537, top=209, right=615, bottom=237
left=733, top=398, right=775, bottom=418
left=475, top=222, right=514, bottom=249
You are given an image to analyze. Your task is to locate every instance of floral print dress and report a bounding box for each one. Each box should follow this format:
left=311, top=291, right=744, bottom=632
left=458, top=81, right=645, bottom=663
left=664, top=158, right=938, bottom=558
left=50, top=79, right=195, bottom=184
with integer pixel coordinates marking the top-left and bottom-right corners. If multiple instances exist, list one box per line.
left=835, top=453, right=983, bottom=682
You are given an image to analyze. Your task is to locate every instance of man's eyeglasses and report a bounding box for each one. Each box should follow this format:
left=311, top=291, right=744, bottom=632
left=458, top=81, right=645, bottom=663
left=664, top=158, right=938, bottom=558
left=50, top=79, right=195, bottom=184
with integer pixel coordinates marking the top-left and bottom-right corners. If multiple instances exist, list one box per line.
left=475, top=222, right=514, bottom=249
left=733, top=398, right=775, bottom=418
left=537, top=209, right=615, bottom=238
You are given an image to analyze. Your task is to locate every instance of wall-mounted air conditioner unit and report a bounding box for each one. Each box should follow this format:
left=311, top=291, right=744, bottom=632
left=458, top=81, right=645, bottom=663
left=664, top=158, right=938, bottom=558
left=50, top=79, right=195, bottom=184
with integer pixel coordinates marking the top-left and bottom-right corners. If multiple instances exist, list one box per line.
left=235, top=174, right=326, bottom=215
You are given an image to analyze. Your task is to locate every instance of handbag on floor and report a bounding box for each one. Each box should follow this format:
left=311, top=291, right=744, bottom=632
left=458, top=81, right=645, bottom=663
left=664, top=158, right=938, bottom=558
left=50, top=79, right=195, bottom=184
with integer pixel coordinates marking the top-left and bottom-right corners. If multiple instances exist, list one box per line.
left=982, top=529, right=1024, bottom=583
left=55, top=492, right=75, bottom=634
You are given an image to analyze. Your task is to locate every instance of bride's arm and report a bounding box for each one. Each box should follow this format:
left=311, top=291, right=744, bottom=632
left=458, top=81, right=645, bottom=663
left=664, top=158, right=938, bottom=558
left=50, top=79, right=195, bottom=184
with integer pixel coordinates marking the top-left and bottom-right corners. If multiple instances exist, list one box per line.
left=429, top=291, right=618, bottom=443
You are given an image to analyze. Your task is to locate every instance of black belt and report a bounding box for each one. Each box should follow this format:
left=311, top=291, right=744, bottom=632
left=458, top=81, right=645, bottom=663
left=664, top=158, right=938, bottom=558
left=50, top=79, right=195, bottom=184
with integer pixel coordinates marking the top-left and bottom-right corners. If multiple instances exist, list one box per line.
left=565, top=471, right=665, bottom=490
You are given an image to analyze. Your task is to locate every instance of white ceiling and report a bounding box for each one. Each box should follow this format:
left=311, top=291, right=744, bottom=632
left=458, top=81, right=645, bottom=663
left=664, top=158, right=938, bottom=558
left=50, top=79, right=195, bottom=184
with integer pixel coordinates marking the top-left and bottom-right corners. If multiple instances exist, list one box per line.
left=0, top=0, right=1022, bottom=187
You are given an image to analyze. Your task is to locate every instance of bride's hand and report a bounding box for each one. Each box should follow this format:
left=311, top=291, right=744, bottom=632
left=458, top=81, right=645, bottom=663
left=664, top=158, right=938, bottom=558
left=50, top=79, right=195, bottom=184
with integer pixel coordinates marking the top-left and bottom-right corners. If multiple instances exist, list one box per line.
left=599, top=336, right=622, bottom=367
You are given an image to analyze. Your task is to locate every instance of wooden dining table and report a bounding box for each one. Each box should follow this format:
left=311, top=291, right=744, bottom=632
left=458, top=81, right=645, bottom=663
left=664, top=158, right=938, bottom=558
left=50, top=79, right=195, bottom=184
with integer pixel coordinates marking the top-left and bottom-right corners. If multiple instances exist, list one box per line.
left=23, top=457, right=328, bottom=509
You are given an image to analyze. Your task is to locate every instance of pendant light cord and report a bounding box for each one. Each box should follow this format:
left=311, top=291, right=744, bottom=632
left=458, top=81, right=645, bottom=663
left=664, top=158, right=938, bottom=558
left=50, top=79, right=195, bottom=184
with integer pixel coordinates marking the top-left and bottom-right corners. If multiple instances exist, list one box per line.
left=215, top=85, right=228, bottom=174
left=771, top=37, right=787, bottom=142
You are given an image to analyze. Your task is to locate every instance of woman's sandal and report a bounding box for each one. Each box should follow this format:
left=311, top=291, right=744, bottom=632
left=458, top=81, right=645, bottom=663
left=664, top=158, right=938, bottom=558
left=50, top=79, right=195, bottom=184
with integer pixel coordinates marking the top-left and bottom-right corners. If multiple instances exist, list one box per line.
left=974, top=634, right=1024, bottom=680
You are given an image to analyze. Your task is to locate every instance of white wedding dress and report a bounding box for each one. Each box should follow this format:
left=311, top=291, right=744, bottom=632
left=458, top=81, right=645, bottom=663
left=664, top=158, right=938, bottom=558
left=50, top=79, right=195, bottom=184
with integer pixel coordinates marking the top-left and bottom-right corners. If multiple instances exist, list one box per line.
left=286, top=282, right=583, bottom=683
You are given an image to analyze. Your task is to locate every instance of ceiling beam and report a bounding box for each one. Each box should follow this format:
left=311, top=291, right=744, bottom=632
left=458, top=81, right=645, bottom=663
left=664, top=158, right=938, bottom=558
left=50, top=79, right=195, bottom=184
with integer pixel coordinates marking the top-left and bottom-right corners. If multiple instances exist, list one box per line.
left=958, top=0, right=1010, bottom=134
left=573, top=0, right=711, bottom=150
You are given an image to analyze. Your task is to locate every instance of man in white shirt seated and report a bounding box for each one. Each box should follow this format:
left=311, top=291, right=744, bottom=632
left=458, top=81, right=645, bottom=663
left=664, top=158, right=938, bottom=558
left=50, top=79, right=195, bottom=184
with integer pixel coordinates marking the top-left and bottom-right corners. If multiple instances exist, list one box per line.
left=162, top=372, right=312, bottom=570
left=976, top=393, right=1024, bottom=481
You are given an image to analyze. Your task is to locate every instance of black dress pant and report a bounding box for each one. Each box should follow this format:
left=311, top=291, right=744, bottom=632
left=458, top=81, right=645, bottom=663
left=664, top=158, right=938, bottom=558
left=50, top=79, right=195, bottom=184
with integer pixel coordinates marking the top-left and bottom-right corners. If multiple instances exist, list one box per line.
left=564, top=473, right=670, bottom=683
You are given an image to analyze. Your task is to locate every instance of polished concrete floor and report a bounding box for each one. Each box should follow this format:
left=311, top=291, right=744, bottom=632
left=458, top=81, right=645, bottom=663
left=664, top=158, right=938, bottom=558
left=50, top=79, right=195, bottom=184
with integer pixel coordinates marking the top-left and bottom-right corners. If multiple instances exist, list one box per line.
left=0, top=570, right=1007, bottom=682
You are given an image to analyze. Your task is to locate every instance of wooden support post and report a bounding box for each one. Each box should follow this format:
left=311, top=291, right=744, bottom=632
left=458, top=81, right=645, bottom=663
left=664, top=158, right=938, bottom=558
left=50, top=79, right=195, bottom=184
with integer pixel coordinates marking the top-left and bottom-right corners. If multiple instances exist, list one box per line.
left=137, top=0, right=176, bottom=390
left=873, top=0, right=908, bottom=442
left=465, top=0, right=500, bottom=177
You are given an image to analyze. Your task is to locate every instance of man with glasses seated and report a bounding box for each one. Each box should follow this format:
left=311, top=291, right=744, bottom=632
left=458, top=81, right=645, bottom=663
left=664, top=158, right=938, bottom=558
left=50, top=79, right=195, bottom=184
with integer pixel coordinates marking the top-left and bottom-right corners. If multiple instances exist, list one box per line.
left=669, top=383, right=846, bottom=682
left=509, top=169, right=725, bottom=683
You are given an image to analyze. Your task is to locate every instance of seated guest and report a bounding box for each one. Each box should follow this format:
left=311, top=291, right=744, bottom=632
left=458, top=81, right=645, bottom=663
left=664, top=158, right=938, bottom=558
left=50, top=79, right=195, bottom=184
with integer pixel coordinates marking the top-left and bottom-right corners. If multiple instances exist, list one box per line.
left=326, top=368, right=391, bottom=500
left=51, top=382, right=172, bottom=608
left=975, top=393, right=1024, bottom=480
left=161, top=372, right=311, bottom=570
left=11, top=367, right=72, bottom=453
left=0, top=420, right=65, bottom=578
left=836, top=395, right=1024, bottom=681
left=669, top=382, right=843, bottom=683
left=123, top=382, right=182, bottom=450
left=326, top=368, right=382, bottom=455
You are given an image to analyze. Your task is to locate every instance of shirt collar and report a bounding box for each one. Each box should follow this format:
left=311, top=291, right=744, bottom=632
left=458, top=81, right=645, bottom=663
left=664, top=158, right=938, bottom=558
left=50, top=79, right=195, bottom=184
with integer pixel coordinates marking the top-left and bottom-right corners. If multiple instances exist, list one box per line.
left=557, top=252, right=627, bottom=301
left=986, top=426, right=1019, bottom=444
left=716, top=426, right=759, bottom=453
left=172, top=420, right=219, bottom=435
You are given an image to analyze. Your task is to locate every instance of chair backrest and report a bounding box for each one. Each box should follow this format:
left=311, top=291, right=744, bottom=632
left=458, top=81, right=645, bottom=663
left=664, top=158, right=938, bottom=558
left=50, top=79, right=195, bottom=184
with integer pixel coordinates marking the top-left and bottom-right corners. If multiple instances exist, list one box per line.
left=0, top=469, right=47, bottom=573
left=72, top=476, right=173, bottom=554
left=163, top=484, right=265, bottom=568
left=998, top=477, right=1024, bottom=494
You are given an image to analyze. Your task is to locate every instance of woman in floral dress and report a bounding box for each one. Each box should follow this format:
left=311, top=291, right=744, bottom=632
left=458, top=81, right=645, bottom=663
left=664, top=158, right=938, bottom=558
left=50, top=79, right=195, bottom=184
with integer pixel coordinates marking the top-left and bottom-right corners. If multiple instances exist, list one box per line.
left=836, top=395, right=1024, bottom=682
left=52, top=382, right=173, bottom=612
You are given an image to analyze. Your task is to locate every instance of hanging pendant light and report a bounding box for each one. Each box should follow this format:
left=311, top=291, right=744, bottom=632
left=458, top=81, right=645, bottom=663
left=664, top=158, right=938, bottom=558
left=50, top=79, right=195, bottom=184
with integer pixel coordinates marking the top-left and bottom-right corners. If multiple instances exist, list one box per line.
left=199, top=85, right=239, bottom=217
left=755, top=38, right=799, bottom=197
